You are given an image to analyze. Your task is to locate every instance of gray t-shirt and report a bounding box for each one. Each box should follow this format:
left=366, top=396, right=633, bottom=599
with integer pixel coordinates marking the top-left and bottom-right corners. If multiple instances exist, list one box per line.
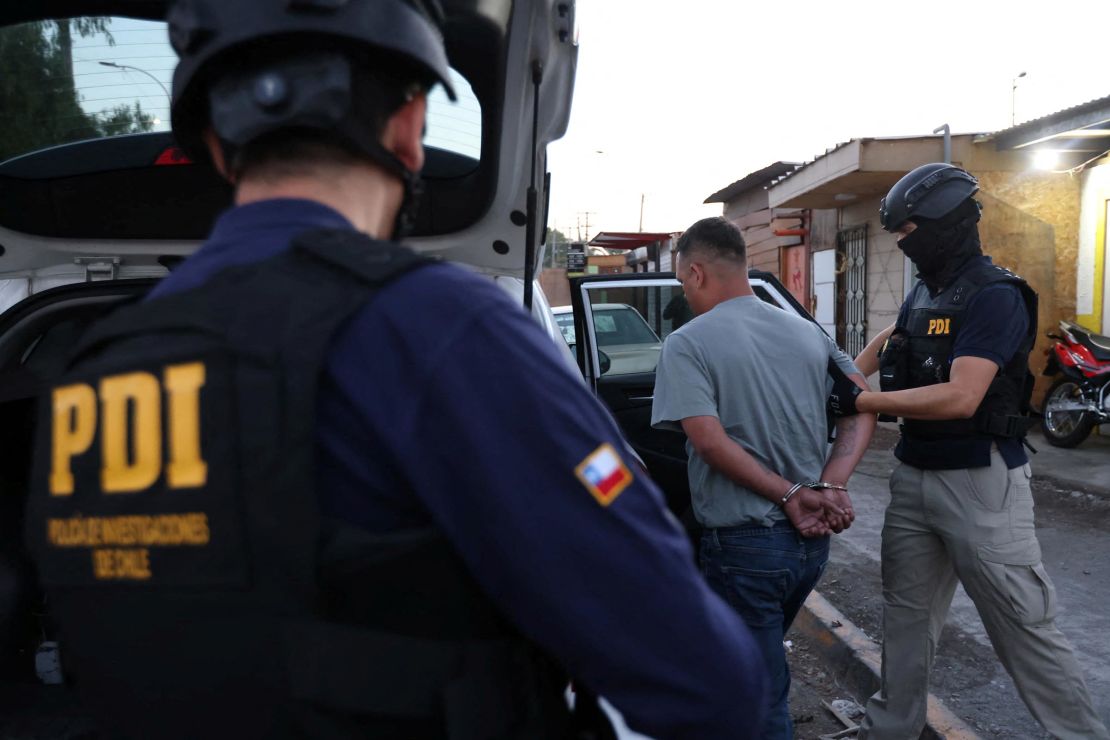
left=651, top=295, right=858, bottom=528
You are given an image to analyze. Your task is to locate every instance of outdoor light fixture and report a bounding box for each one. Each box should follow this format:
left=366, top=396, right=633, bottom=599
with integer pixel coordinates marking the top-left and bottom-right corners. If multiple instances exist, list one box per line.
left=98, top=60, right=171, bottom=105
left=1032, top=150, right=1060, bottom=171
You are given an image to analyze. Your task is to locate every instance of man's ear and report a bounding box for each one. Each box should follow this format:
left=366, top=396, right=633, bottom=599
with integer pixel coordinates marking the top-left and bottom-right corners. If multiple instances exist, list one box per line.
left=202, top=128, right=235, bottom=183
left=382, top=93, right=427, bottom=173
left=689, top=262, right=704, bottom=289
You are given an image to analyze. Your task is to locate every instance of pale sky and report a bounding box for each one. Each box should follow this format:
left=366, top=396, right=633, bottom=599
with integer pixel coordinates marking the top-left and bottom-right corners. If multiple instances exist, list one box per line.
left=547, top=0, right=1110, bottom=241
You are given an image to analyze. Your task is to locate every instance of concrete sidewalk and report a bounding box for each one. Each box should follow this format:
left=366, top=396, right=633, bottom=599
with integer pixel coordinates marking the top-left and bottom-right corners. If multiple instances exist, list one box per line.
left=1025, top=426, right=1110, bottom=497
left=796, top=424, right=1109, bottom=739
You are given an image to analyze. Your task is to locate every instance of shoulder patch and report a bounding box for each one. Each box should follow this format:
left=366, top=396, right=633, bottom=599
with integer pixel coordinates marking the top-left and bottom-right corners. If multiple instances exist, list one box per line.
left=575, top=443, right=634, bottom=506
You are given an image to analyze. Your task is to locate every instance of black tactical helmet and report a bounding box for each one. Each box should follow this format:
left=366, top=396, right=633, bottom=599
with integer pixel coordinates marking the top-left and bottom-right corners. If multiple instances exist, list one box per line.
left=879, top=163, right=979, bottom=232
left=167, top=0, right=456, bottom=165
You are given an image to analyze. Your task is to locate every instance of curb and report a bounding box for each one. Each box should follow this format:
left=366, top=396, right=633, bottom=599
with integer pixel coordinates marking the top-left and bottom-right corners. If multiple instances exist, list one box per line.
left=795, top=590, right=981, bottom=740
left=1033, top=471, right=1110, bottom=501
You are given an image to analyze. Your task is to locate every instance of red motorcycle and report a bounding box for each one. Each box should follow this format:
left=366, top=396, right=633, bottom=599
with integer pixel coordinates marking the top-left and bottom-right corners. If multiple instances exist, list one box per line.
left=1040, top=320, right=1110, bottom=447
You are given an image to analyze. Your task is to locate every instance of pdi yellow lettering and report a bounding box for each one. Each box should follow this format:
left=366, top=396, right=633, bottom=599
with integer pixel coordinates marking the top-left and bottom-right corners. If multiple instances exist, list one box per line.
left=50, top=384, right=97, bottom=496
left=100, top=372, right=161, bottom=493
left=92, top=547, right=151, bottom=580
left=164, top=362, right=207, bottom=489
left=927, top=319, right=937, bottom=335
left=944, top=318, right=951, bottom=334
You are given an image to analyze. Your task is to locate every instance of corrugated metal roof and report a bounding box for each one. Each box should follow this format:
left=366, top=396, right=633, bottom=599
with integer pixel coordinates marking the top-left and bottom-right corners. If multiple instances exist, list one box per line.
left=768, top=141, right=854, bottom=187
left=703, top=161, right=800, bottom=204
left=987, top=93, right=1110, bottom=141
left=770, top=133, right=993, bottom=187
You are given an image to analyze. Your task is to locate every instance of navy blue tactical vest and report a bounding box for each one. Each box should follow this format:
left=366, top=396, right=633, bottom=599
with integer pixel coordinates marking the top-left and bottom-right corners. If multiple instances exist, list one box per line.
left=885, top=259, right=1037, bottom=442
left=25, top=229, right=575, bottom=740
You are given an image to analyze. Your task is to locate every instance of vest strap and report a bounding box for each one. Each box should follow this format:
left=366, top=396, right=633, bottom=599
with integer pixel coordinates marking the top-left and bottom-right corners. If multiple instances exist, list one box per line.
left=978, top=413, right=1037, bottom=438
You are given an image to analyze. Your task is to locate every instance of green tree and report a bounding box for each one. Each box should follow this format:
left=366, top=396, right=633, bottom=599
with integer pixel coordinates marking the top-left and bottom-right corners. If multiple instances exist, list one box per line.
left=0, top=18, right=151, bottom=161
left=96, top=101, right=156, bottom=136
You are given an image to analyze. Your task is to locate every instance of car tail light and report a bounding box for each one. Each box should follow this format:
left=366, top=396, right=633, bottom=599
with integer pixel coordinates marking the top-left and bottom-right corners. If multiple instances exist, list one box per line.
left=153, top=146, right=192, bottom=166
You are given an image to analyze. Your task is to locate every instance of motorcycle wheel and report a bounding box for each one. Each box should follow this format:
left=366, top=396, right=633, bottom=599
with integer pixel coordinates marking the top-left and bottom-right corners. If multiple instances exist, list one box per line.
left=1040, top=376, right=1095, bottom=448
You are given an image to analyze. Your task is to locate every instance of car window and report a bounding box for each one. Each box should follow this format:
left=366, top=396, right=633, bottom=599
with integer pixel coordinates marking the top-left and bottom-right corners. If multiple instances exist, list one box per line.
left=593, top=308, right=660, bottom=347
left=0, top=17, right=481, bottom=164
left=579, top=278, right=807, bottom=379
left=554, top=312, right=575, bottom=345
left=584, top=284, right=686, bottom=345
left=581, top=285, right=677, bottom=377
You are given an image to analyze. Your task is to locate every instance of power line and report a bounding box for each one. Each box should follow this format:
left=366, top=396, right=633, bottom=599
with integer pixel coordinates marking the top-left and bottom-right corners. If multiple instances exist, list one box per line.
left=74, top=54, right=178, bottom=63
left=71, top=93, right=170, bottom=104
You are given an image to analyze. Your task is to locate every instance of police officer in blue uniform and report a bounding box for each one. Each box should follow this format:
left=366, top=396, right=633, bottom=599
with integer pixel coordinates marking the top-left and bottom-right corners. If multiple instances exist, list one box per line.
left=829, top=163, right=1108, bottom=740
left=25, top=1, right=770, bottom=738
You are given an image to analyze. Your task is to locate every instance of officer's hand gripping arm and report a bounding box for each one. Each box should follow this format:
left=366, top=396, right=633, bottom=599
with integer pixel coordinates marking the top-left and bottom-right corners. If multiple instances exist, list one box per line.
left=827, top=358, right=865, bottom=417
left=857, top=355, right=999, bottom=420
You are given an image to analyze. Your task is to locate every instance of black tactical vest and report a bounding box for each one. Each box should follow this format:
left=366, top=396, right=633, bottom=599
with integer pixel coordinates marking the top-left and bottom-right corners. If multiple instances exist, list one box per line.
left=882, top=259, right=1038, bottom=441
left=25, top=229, right=577, bottom=740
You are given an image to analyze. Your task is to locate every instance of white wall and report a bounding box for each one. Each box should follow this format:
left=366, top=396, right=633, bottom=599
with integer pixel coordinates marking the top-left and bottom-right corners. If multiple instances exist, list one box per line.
left=1077, top=164, right=1110, bottom=325
left=813, top=249, right=836, bottom=337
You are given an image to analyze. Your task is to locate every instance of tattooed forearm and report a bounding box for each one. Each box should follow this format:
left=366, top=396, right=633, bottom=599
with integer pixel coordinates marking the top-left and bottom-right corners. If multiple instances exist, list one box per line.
left=829, top=414, right=861, bottom=460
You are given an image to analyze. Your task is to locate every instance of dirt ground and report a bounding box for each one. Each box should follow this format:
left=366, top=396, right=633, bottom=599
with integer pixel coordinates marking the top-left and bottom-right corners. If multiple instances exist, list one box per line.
left=787, top=630, right=864, bottom=738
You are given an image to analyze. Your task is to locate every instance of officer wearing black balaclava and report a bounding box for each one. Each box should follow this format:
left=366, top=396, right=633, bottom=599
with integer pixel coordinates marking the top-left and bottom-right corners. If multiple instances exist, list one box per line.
left=895, top=195, right=982, bottom=292
left=826, top=163, right=1109, bottom=740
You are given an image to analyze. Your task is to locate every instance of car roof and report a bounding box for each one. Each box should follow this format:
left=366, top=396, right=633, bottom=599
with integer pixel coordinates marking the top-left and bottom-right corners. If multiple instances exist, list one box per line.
left=0, top=1, right=577, bottom=280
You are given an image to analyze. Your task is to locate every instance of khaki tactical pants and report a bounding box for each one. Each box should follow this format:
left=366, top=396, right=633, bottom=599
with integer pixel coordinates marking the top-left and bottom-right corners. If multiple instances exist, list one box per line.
left=860, top=451, right=1109, bottom=740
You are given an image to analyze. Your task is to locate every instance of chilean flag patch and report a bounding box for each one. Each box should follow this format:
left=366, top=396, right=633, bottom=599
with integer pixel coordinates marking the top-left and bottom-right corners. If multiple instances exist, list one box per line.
left=575, top=443, right=634, bottom=506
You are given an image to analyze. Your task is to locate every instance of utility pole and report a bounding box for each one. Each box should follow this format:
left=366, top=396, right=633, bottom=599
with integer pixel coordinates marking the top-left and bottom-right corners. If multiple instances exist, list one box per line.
left=639, top=193, right=645, bottom=232
left=576, top=211, right=596, bottom=242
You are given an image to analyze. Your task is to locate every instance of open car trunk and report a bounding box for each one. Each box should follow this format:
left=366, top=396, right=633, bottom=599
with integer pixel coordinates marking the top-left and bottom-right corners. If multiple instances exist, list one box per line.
left=0, top=1, right=578, bottom=731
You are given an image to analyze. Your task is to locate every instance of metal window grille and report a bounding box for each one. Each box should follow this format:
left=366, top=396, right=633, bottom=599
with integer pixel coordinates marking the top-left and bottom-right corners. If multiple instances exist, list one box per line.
left=836, top=224, right=868, bottom=357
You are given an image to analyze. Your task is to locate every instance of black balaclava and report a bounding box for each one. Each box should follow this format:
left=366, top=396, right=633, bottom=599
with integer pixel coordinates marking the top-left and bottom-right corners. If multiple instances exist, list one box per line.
left=897, top=197, right=982, bottom=293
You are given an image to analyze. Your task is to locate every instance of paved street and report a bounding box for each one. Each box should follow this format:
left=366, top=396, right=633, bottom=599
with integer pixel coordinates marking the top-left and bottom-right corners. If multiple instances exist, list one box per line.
left=609, top=426, right=1110, bottom=739
left=822, top=426, right=1110, bottom=738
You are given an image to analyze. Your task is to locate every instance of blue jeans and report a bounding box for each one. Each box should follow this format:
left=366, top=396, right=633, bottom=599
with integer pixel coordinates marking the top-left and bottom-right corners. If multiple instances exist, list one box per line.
left=700, top=521, right=830, bottom=740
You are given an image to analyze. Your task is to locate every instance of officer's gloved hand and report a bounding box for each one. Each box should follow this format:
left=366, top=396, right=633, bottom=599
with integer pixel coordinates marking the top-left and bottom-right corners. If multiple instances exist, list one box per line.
left=827, top=359, right=863, bottom=417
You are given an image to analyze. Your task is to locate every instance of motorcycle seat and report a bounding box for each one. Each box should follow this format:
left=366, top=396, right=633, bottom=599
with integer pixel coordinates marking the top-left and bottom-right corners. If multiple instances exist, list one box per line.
left=1072, top=327, right=1110, bottom=361
left=1085, top=342, right=1110, bottom=361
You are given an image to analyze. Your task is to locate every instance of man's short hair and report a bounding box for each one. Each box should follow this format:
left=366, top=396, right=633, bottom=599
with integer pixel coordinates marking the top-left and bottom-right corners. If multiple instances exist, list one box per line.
left=676, top=217, right=747, bottom=265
